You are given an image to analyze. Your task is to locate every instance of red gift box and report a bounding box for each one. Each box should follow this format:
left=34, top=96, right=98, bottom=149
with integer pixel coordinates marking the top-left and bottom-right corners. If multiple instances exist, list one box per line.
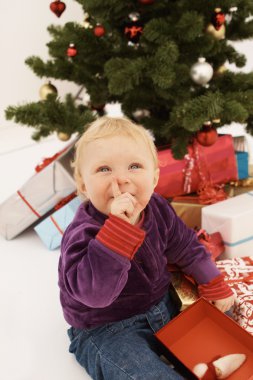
left=155, top=298, right=253, bottom=380
left=155, top=135, right=238, bottom=198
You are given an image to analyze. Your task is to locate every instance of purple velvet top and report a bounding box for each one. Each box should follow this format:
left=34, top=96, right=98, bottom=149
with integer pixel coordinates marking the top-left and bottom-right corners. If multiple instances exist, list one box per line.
left=58, top=193, right=220, bottom=329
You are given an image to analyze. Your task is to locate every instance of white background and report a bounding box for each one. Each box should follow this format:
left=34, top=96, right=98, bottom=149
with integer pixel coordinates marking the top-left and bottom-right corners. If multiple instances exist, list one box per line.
left=0, top=2, right=253, bottom=380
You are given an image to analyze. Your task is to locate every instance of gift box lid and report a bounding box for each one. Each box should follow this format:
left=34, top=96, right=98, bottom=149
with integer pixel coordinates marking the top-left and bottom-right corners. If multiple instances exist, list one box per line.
left=202, top=192, right=253, bottom=217
left=155, top=298, right=253, bottom=380
left=201, top=192, right=253, bottom=247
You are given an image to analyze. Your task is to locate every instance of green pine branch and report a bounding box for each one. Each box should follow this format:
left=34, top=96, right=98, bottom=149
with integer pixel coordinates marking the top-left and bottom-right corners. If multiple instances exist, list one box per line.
left=5, top=0, right=253, bottom=157
left=5, top=94, right=95, bottom=139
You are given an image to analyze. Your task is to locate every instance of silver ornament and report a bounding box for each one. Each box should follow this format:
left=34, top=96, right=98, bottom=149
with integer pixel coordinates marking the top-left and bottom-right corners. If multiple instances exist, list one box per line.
left=190, top=57, right=214, bottom=86
left=133, top=109, right=150, bottom=120
left=129, top=12, right=140, bottom=22
left=226, top=7, right=238, bottom=23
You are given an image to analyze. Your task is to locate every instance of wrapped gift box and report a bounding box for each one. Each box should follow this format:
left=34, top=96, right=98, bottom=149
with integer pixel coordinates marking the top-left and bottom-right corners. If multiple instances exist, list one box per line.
left=225, top=177, right=253, bottom=198
left=201, top=192, right=253, bottom=259
left=155, top=298, right=253, bottom=380
left=170, top=199, right=204, bottom=228
left=236, top=151, right=249, bottom=179
left=34, top=196, right=82, bottom=250
left=216, top=257, right=253, bottom=335
left=233, top=135, right=249, bottom=180
left=0, top=140, right=77, bottom=240
left=155, top=135, right=238, bottom=198
left=170, top=272, right=199, bottom=311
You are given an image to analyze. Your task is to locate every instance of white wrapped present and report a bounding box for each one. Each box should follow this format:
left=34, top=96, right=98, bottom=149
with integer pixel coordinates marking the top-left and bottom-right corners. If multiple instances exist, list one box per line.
left=0, top=141, right=77, bottom=240
left=202, top=192, right=253, bottom=259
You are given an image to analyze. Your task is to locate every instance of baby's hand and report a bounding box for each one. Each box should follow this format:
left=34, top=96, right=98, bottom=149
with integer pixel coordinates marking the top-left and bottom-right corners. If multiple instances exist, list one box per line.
left=110, top=178, right=142, bottom=225
left=212, top=294, right=235, bottom=313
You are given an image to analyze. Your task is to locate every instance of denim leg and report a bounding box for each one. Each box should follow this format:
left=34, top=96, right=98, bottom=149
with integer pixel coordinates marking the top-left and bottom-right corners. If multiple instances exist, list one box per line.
left=68, top=292, right=183, bottom=380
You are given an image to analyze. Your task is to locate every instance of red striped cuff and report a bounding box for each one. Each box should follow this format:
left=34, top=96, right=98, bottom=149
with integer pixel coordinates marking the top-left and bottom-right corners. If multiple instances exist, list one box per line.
left=96, top=214, right=146, bottom=260
left=198, top=274, right=233, bottom=301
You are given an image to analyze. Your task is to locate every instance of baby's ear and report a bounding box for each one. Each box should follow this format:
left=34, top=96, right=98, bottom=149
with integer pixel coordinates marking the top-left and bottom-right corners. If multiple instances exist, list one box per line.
left=76, top=174, right=88, bottom=198
left=153, top=168, right=160, bottom=188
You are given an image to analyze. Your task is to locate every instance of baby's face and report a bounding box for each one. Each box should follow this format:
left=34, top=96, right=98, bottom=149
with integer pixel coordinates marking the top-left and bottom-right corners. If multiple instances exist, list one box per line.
left=78, top=134, right=159, bottom=216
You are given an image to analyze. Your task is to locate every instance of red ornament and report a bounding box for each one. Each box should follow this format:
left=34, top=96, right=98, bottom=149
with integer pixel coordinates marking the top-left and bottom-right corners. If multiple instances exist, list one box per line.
left=138, top=0, right=155, bottom=4
left=50, top=1, right=66, bottom=18
left=211, top=8, right=225, bottom=30
left=93, top=24, right=106, bottom=37
left=196, top=123, right=218, bottom=147
left=67, top=43, right=77, bottom=58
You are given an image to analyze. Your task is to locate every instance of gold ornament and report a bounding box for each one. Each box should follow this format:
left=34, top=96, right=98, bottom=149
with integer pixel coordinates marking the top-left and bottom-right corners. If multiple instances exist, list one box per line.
left=212, top=118, right=221, bottom=128
left=215, top=65, right=227, bottom=75
left=57, top=132, right=71, bottom=141
left=39, top=82, right=58, bottom=100
left=206, top=23, right=226, bottom=40
left=82, top=12, right=92, bottom=29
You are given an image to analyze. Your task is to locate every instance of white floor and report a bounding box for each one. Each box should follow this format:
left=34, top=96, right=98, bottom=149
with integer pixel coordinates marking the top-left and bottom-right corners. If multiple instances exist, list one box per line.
left=1, top=121, right=253, bottom=380
left=0, top=126, right=91, bottom=380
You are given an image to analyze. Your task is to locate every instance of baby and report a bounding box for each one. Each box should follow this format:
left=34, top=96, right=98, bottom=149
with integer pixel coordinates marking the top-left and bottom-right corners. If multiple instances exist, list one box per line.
left=58, top=116, right=235, bottom=380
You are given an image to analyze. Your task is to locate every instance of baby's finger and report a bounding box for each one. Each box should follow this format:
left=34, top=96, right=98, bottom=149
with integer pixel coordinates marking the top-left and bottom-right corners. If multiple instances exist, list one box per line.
left=131, top=202, right=143, bottom=219
left=123, top=192, right=137, bottom=206
left=111, top=177, right=122, bottom=198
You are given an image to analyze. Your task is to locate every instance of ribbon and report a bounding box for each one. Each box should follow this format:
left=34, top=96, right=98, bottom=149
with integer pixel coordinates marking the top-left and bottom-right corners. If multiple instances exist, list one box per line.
left=17, top=190, right=41, bottom=218
left=49, top=192, right=77, bottom=235
left=183, top=140, right=228, bottom=205
left=35, top=147, right=68, bottom=173
left=196, top=228, right=209, bottom=241
left=54, top=192, right=77, bottom=210
left=195, top=228, right=225, bottom=260
left=50, top=216, right=64, bottom=235
left=183, top=154, right=195, bottom=193
left=197, top=181, right=227, bottom=204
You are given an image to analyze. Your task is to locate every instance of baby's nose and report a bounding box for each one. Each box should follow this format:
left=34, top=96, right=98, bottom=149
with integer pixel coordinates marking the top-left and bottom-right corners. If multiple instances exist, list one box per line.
left=116, top=175, right=130, bottom=185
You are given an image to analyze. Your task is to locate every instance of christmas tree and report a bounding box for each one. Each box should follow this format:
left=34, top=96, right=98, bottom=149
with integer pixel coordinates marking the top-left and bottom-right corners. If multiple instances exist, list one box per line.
left=5, top=0, right=253, bottom=158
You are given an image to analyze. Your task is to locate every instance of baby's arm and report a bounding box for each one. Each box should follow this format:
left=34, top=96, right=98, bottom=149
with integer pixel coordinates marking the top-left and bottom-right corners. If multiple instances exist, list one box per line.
left=198, top=274, right=235, bottom=312
left=162, top=198, right=234, bottom=312
left=60, top=209, right=145, bottom=309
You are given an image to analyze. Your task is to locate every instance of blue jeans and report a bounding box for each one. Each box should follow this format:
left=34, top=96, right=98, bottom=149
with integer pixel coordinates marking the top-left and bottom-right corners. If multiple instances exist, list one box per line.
left=67, top=290, right=184, bottom=380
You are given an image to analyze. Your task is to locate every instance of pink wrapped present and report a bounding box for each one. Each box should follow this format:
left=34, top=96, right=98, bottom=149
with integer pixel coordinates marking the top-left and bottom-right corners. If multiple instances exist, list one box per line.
left=155, top=135, right=238, bottom=198
left=216, top=256, right=253, bottom=335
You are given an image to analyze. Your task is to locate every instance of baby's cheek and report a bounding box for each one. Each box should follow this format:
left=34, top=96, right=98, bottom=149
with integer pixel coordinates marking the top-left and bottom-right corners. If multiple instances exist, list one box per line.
left=138, top=194, right=151, bottom=209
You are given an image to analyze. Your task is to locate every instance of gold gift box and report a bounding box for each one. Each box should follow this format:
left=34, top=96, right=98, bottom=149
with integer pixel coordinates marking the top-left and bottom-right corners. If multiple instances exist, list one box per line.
left=170, top=272, right=199, bottom=311
left=170, top=200, right=204, bottom=228
left=226, top=178, right=253, bottom=197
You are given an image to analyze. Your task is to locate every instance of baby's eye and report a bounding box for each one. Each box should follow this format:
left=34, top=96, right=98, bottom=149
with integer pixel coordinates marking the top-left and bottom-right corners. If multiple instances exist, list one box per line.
left=129, top=163, right=141, bottom=170
left=97, top=166, right=110, bottom=173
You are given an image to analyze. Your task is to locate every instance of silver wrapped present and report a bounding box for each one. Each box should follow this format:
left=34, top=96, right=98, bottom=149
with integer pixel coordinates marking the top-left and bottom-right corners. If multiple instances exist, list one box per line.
left=0, top=141, right=77, bottom=240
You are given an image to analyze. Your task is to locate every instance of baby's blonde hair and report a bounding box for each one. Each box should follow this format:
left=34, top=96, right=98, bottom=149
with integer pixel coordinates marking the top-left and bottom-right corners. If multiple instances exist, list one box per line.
left=72, top=116, right=158, bottom=197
